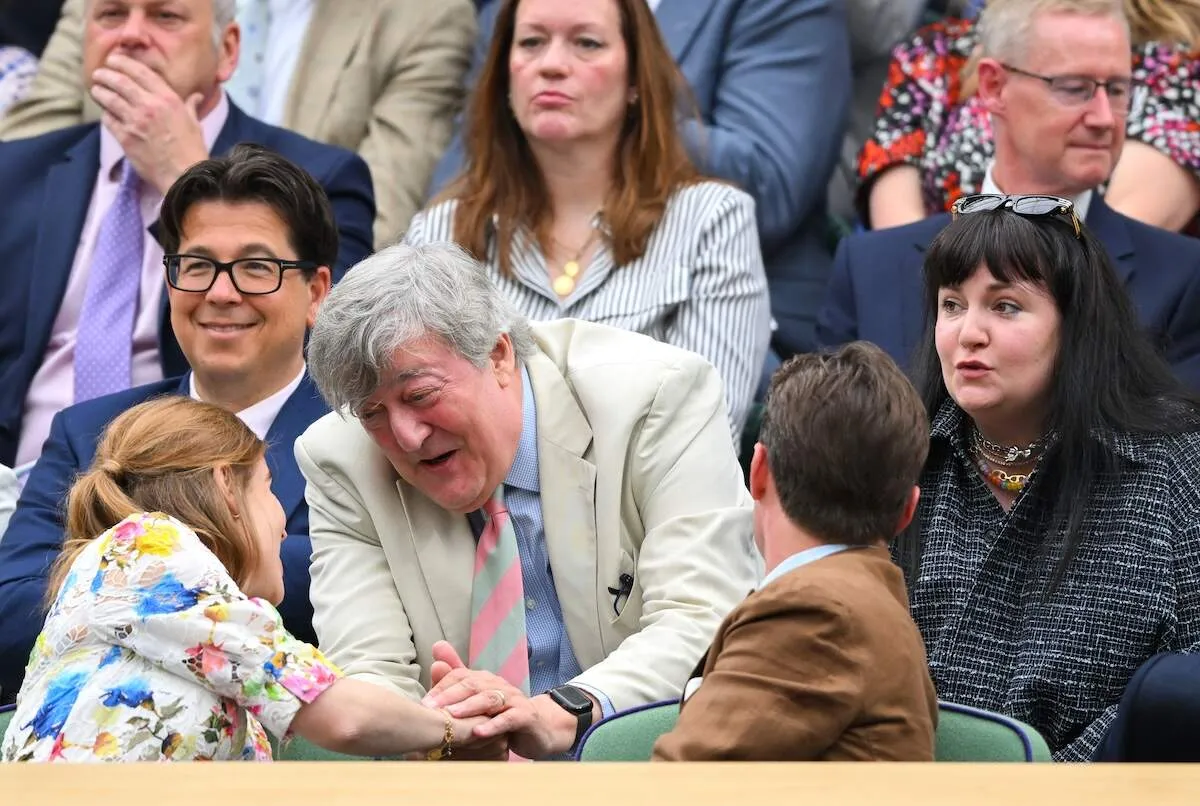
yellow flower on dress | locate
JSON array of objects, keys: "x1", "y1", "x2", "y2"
[
  {"x1": 204, "y1": 603, "x2": 230, "y2": 623},
  {"x1": 134, "y1": 524, "x2": 179, "y2": 557},
  {"x1": 93, "y1": 732, "x2": 119, "y2": 758}
]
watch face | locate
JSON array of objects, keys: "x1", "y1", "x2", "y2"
[{"x1": 553, "y1": 686, "x2": 593, "y2": 713}]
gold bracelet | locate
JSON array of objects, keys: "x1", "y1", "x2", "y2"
[{"x1": 426, "y1": 710, "x2": 454, "y2": 760}]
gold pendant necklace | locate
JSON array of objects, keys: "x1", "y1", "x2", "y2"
[
  {"x1": 551, "y1": 224, "x2": 600, "y2": 298},
  {"x1": 553, "y1": 259, "x2": 581, "y2": 296}
]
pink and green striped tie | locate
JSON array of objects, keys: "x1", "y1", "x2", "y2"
[{"x1": 468, "y1": 488, "x2": 530, "y2": 694}]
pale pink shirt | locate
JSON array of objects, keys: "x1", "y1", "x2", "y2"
[
  {"x1": 15, "y1": 94, "x2": 231, "y2": 470},
  {"x1": 186, "y1": 363, "x2": 305, "y2": 440}
]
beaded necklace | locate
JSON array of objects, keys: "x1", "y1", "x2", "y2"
[{"x1": 968, "y1": 427, "x2": 1047, "y2": 494}]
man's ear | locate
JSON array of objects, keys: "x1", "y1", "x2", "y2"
[
  {"x1": 490, "y1": 333, "x2": 518, "y2": 387},
  {"x1": 976, "y1": 57, "x2": 1009, "y2": 115},
  {"x1": 749, "y1": 443, "x2": 769, "y2": 501},
  {"x1": 893, "y1": 485, "x2": 921, "y2": 536}
]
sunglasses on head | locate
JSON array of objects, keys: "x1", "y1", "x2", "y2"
[{"x1": 950, "y1": 194, "x2": 1082, "y2": 239}]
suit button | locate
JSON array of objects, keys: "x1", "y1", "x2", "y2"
[{"x1": 526, "y1": 598, "x2": 537, "y2": 610}]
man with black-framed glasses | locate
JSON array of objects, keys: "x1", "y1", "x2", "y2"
[
  {"x1": 817, "y1": 0, "x2": 1200, "y2": 391},
  {"x1": 0, "y1": 144, "x2": 333, "y2": 703}
]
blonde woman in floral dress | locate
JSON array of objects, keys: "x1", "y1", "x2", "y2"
[{"x1": 1, "y1": 397, "x2": 480, "y2": 762}]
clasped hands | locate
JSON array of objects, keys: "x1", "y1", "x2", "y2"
[{"x1": 419, "y1": 641, "x2": 594, "y2": 761}]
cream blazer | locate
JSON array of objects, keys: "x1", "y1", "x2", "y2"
[
  {"x1": 0, "y1": 0, "x2": 476, "y2": 246},
  {"x1": 294, "y1": 319, "x2": 761, "y2": 709}
]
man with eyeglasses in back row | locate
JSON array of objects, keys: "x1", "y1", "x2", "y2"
[
  {"x1": 817, "y1": 0, "x2": 1200, "y2": 390},
  {"x1": 0, "y1": 145, "x2": 333, "y2": 704}
]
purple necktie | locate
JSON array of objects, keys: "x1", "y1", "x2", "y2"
[{"x1": 74, "y1": 160, "x2": 144, "y2": 403}]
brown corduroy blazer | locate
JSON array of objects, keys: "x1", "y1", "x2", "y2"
[{"x1": 652, "y1": 545, "x2": 938, "y2": 761}]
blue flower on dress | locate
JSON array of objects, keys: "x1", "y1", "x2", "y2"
[
  {"x1": 100, "y1": 679, "x2": 154, "y2": 709},
  {"x1": 90, "y1": 568, "x2": 104, "y2": 594},
  {"x1": 98, "y1": 645, "x2": 123, "y2": 669},
  {"x1": 23, "y1": 669, "x2": 89, "y2": 739},
  {"x1": 135, "y1": 572, "x2": 200, "y2": 617}
]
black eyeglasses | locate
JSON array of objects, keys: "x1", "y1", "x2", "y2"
[
  {"x1": 951, "y1": 194, "x2": 1082, "y2": 238},
  {"x1": 163, "y1": 254, "x2": 316, "y2": 295},
  {"x1": 1000, "y1": 63, "x2": 1132, "y2": 113}
]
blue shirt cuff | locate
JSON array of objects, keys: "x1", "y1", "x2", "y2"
[{"x1": 571, "y1": 682, "x2": 615, "y2": 719}]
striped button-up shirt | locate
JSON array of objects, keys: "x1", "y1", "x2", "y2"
[
  {"x1": 901, "y1": 400, "x2": 1200, "y2": 761},
  {"x1": 405, "y1": 182, "x2": 771, "y2": 441}
]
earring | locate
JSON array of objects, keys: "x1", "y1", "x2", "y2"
[
  {"x1": 232, "y1": 513, "x2": 241, "y2": 520},
  {"x1": 628, "y1": 90, "x2": 639, "y2": 105}
]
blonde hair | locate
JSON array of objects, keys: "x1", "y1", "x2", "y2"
[
  {"x1": 46, "y1": 397, "x2": 266, "y2": 605},
  {"x1": 961, "y1": 0, "x2": 1129, "y2": 96},
  {"x1": 1124, "y1": 0, "x2": 1200, "y2": 49}
]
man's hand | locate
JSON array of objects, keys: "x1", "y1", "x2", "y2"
[
  {"x1": 423, "y1": 641, "x2": 509, "y2": 761},
  {"x1": 422, "y1": 641, "x2": 588, "y2": 759},
  {"x1": 90, "y1": 53, "x2": 210, "y2": 195}
]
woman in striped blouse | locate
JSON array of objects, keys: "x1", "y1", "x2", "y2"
[{"x1": 405, "y1": 0, "x2": 770, "y2": 440}]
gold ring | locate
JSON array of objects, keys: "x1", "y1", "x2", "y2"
[{"x1": 493, "y1": 689, "x2": 507, "y2": 709}]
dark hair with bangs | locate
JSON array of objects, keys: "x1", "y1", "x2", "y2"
[{"x1": 896, "y1": 209, "x2": 1200, "y2": 587}]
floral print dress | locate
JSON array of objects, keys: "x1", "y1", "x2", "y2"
[
  {"x1": 857, "y1": 18, "x2": 1200, "y2": 226},
  {"x1": 1, "y1": 512, "x2": 342, "y2": 762}
]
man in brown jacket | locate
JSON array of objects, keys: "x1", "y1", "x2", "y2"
[{"x1": 653, "y1": 341, "x2": 938, "y2": 761}]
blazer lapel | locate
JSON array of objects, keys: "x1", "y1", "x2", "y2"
[
  {"x1": 1085, "y1": 196, "x2": 1135, "y2": 285},
  {"x1": 524, "y1": 351, "x2": 602, "y2": 668},
  {"x1": 26, "y1": 129, "x2": 101, "y2": 358},
  {"x1": 654, "y1": 0, "x2": 720, "y2": 62},
  {"x1": 401, "y1": 483, "x2": 477, "y2": 656},
  {"x1": 284, "y1": 0, "x2": 372, "y2": 136},
  {"x1": 263, "y1": 374, "x2": 329, "y2": 522}
]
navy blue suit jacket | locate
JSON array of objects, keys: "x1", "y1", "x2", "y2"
[
  {"x1": 0, "y1": 374, "x2": 329, "y2": 701},
  {"x1": 816, "y1": 197, "x2": 1200, "y2": 389},
  {"x1": 429, "y1": 0, "x2": 852, "y2": 356},
  {"x1": 0, "y1": 101, "x2": 374, "y2": 466},
  {"x1": 1094, "y1": 652, "x2": 1200, "y2": 762}
]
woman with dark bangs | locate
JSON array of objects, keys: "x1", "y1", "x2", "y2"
[{"x1": 893, "y1": 194, "x2": 1200, "y2": 761}]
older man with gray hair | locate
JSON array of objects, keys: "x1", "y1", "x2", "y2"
[{"x1": 295, "y1": 242, "x2": 760, "y2": 760}]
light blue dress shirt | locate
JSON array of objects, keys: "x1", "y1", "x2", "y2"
[
  {"x1": 468, "y1": 367, "x2": 613, "y2": 716},
  {"x1": 758, "y1": 543, "x2": 859, "y2": 590}
]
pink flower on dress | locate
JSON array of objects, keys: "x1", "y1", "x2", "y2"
[
  {"x1": 279, "y1": 662, "x2": 341, "y2": 703},
  {"x1": 186, "y1": 642, "x2": 230, "y2": 677},
  {"x1": 112, "y1": 518, "x2": 144, "y2": 544}
]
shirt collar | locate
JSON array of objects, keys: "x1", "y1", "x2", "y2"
[
  {"x1": 188, "y1": 362, "x2": 305, "y2": 441},
  {"x1": 981, "y1": 162, "x2": 1093, "y2": 221},
  {"x1": 503, "y1": 364, "x2": 540, "y2": 493},
  {"x1": 758, "y1": 544, "x2": 858, "y2": 590},
  {"x1": 99, "y1": 90, "x2": 230, "y2": 183}
]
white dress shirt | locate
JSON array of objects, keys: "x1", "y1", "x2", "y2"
[
  {"x1": 16, "y1": 94, "x2": 232, "y2": 470},
  {"x1": 981, "y1": 163, "x2": 1093, "y2": 221},
  {"x1": 234, "y1": 0, "x2": 314, "y2": 125},
  {"x1": 187, "y1": 364, "x2": 306, "y2": 440}
]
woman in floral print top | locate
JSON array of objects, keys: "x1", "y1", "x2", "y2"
[
  {"x1": 858, "y1": 3, "x2": 1200, "y2": 231},
  {"x1": 1, "y1": 397, "x2": 480, "y2": 762}
]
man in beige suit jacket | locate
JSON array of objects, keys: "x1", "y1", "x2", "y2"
[
  {"x1": 296, "y1": 242, "x2": 761, "y2": 760},
  {"x1": 653, "y1": 342, "x2": 938, "y2": 761},
  {"x1": 0, "y1": 0, "x2": 475, "y2": 247}
]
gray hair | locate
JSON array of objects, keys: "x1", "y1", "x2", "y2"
[
  {"x1": 978, "y1": 0, "x2": 1129, "y2": 64},
  {"x1": 307, "y1": 242, "x2": 537, "y2": 414},
  {"x1": 212, "y1": 0, "x2": 236, "y2": 51}
]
